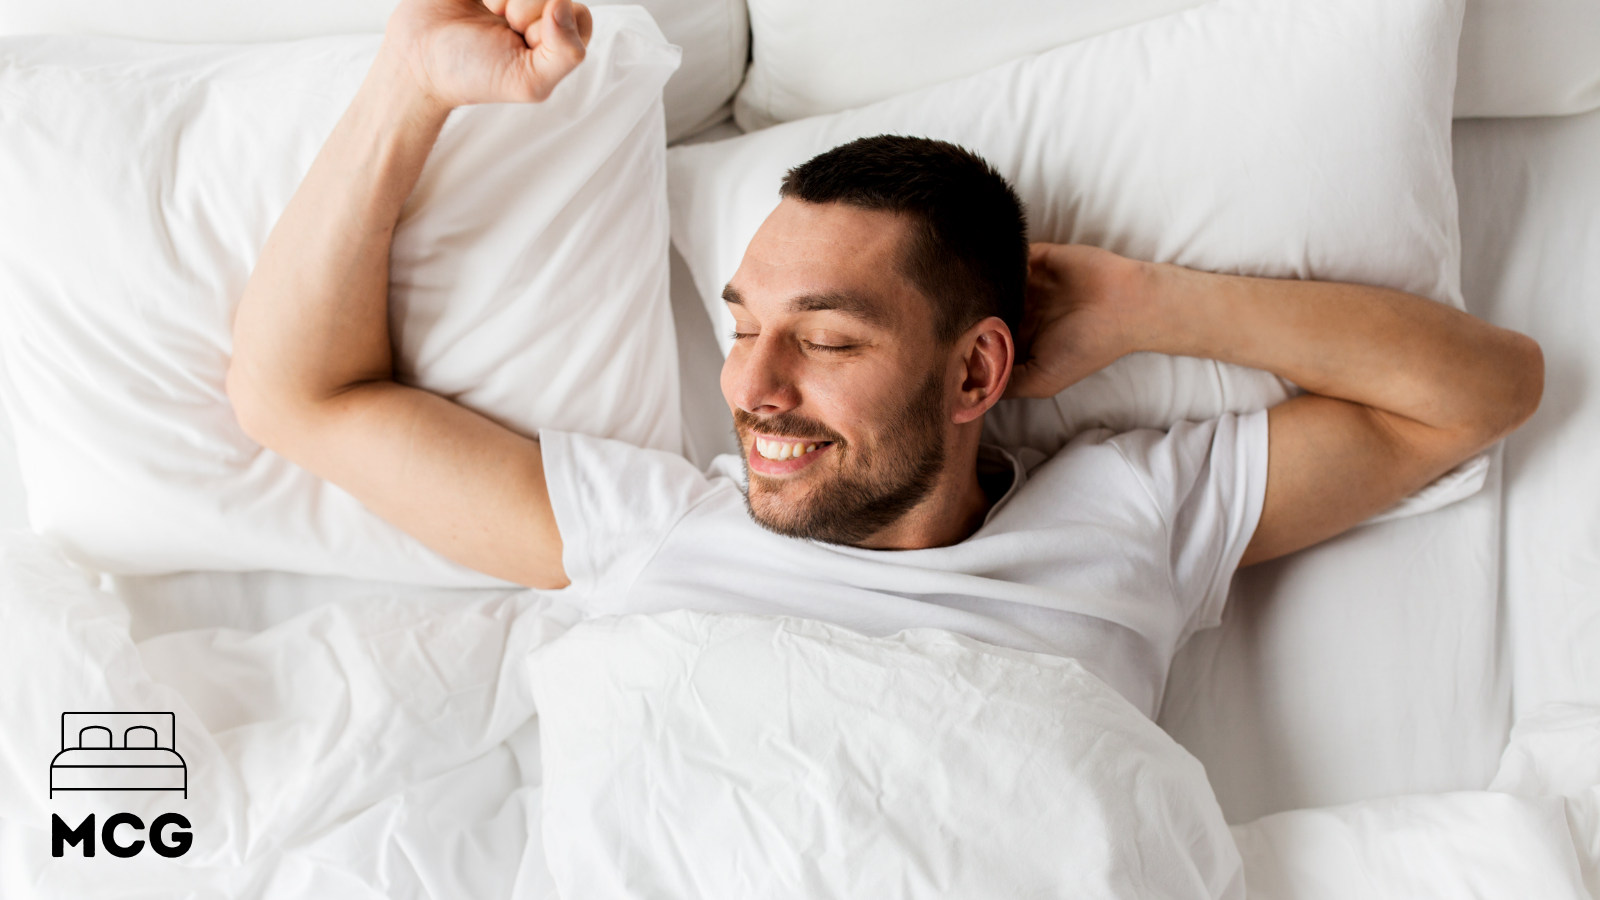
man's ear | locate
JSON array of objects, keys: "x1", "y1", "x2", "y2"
[{"x1": 951, "y1": 316, "x2": 1014, "y2": 425}]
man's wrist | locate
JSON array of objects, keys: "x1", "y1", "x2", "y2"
[
  {"x1": 1118, "y1": 256, "x2": 1174, "y2": 356},
  {"x1": 369, "y1": 42, "x2": 455, "y2": 127}
]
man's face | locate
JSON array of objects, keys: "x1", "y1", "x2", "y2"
[{"x1": 720, "y1": 199, "x2": 955, "y2": 545}]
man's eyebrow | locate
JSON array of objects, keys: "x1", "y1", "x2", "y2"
[{"x1": 721, "y1": 284, "x2": 890, "y2": 328}]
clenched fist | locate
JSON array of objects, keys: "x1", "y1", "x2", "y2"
[{"x1": 382, "y1": 0, "x2": 595, "y2": 110}]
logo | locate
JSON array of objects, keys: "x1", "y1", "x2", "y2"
[{"x1": 48, "y1": 711, "x2": 191, "y2": 859}]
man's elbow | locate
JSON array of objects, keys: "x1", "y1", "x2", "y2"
[
  {"x1": 1492, "y1": 331, "x2": 1544, "y2": 437},
  {"x1": 226, "y1": 361, "x2": 302, "y2": 450},
  {"x1": 1461, "y1": 331, "x2": 1544, "y2": 451}
]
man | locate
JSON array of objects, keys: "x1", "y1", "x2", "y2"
[{"x1": 227, "y1": 0, "x2": 1543, "y2": 718}]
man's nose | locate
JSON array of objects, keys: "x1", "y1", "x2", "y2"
[{"x1": 728, "y1": 336, "x2": 800, "y2": 415}]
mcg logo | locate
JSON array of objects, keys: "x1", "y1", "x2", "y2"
[{"x1": 47, "y1": 711, "x2": 192, "y2": 859}]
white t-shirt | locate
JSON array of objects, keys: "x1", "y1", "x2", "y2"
[{"x1": 540, "y1": 409, "x2": 1269, "y2": 719}]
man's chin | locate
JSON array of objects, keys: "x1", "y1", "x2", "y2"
[{"x1": 743, "y1": 485, "x2": 823, "y2": 541}]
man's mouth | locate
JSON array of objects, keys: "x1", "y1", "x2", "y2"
[
  {"x1": 753, "y1": 436, "x2": 832, "y2": 461},
  {"x1": 747, "y1": 434, "x2": 836, "y2": 476}
]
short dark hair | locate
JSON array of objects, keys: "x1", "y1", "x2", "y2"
[{"x1": 778, "y1": 134, "x2": 1029, "y2": 344}]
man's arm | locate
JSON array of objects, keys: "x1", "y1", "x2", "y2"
[
  {"x1": 226, "y1": 0, "x2": 594, "y2": 589},
  {"x1": 1010, "y1": 244, "x2": 1544, "y2": 567}
]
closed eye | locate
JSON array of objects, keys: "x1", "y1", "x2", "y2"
[{"x1": 802, "y1": 341, "x2": 854, "y2": 353}]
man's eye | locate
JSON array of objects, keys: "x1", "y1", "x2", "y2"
[
  {"x1": 802, "y1": 341, "x2": 854, "y2": 353},
  {"x1": 728, "y1": 330, "x2": 756, "y2": 342}
]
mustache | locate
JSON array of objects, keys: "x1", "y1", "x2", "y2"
[{"x1": 732, "y1": 409, "x2": 845, "y2": 445}]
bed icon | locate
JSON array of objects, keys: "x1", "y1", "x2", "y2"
[{"x1": 49, "y1": 712, "x2": 187, "y2": 799}]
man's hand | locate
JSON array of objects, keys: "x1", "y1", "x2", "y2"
[
  {"x1": 1005, "y1": 243, "x2": 1151, "y2": 399},
  {"x1": 384, "y1": 0, "x2": 594, "y2": 112}
]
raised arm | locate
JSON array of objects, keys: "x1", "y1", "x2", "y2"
[
  {"x1": 226, "y1": 0, "x2": 594, "y2": 588},
  {"x1": 1009, "y1": 243, "x2": 1543, "y2": 567}
]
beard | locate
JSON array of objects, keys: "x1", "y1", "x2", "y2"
[{"x1": 734, "y1": 366, "x2": 948, "y2": 546}]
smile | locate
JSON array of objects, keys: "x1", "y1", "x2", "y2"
[
  {"x1": 748, "y1": 434, "x2": 835, "y2": 476},
  {"x1": 754, "y1": 436, "x2": 829, "y2": 460}
]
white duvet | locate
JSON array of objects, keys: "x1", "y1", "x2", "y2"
[{"x1": 1, "y1": 529, "x2": 1596, "y2": 898}]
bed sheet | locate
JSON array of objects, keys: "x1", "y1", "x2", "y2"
[
  {"x1": 1451, "y1": 107, "x2": 1600, "y2": 719},
  {"x1": 0, "y1": 407, "x2": 25, "y2": 532},
  {"x1": 1159, "y1": 449, "x2": 1507, "y2": 822}
]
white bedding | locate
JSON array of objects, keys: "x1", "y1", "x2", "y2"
[
  {"x1": 2, "y1": 34, "x2": 1600, "y2": 900},
  {"x1": 1453, "y1": 109, "x2": 1600, "y2": 719},
  {"x1": 1, "y1": 532, "x2": 1248, "y2": 898},
  {"x1": 2, "y1": 526, "x2": 1597, "y2": 898}
]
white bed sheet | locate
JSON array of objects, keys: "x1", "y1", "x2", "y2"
[
  {"x1": 0, "y1": 408, "x2": 24, "y2": 532},
  {"x1": 1452, "y1": 108, "x2": 1600, "y2": 719}
]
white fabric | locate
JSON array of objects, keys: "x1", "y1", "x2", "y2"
[
  {"x1": 1159, "y1": 448, "x2": 1509, "y2": 822},
  {"x1": 0, "y1": 529, "x2": 574, "y2": 898},
  {"x1": 1455, "y1": 0, "x2": 1600, "y2": 118},
  {"x1": 1229, "y1": 702, "x2": 1600, "y2": 898},
  {"x1": 1158, "y1": 99, "x2": 1600, "y2": 823},
  {"x1": 530, "y1": 610, "x2": 1245, "y2": 899},
  {"x1": 0, "y1": 410, "x2": 22, "y2": 532},
  {"x1": 1233, "y1": 789, "x2": 1600, "y2": 899},
  {"x1": 3, "y1": 525, "x2": 1597, "y2": 898},
  {"x1": 539, "y1": 409, "x2": 1268, "y2": 720},
  {"x1": 733, "y1": 0, "x2": 1600, "y2": 126},
  {"x1": 669, "y1": 0, "x2": 1473, "y2": 476},
  {"x1": 1452, "y1": 106, "x2": 1600, "y2": 717},
  {"x1": 0, "y1": 0, "x2": 746, "y2": 142},
  {"x1": 0, "y1": 10, "x2": 680, "y2": 585},
  {"x1": 733, "y1": 0, "x2": 1203, "y2": 131}
]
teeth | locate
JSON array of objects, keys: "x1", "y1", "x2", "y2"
[{"x1": 755, "y1": 437, "x2": 824, "y2": 461}]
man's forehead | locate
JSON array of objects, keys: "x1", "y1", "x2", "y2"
[{"x1": 725, "y1": 200, "x2": 919, "y2": 326}]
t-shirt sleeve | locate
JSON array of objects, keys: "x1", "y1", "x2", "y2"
[
  {"x1": 1107, "y1": 409, "x2": 1270, "y2": 641},
  {"x1": 538, "y1": 429, "x2": 723, "y2": 601}
]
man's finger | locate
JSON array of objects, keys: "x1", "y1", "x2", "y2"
[
  {"x1": 1004, "y1": 362, "x2": 1041, "y2": 399},
  {"x1": 503, "y1": 0, "x2": 541, "y2": 33},
  {"x1": 515, "y1": 0, "x2": 585, "y2": 101},
  {"x1": 571, "y1": 2, "x2": 594, "y2": 45}
]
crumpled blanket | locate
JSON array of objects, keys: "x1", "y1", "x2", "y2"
[{"x1": 1, "y1": 529, "x2": 1595, "y2": 899}]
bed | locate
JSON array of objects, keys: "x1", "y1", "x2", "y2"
[
  {"x1": 49, "y1": 713, "x2": 188, "y2": 800},
  {"x1": 0, "y1": 0, "x2": 1597, "y2": 896}
]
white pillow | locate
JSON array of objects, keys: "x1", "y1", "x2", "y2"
[
  {"x1": 670, "y1": 0, "x2": 1467, "y2": 454},
  {"x1": 734, "y1": 0, "x2": 1203, "y2": 131},
  {"x1": 734, "y1": 0, "x2": 1600, "y2": 125},
  {"x1": 0, "y1": 0, "x2": 746, "y2": 141},
  {"x1": 1454, "y1": 0, "x2": 1600, "y2": 118},
  {"x1": 531, "y1": 611, "x2": 1245, "y2": 899},
  {"x1": 0, "y1": 8, "x2": 680, "y2": 585}
]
